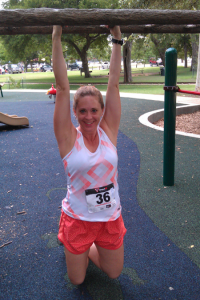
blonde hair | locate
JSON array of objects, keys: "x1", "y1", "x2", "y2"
[{"x1": 73, "y1": 86, "x2": 104, "y2": 110}]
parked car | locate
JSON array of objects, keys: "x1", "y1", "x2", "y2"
[
  {"x1": 76, "y1": 61, "x2": 82, "y2": 68},
  {"x1": 0, "y1": 66, "x2": 5, "y2": 74},
  {"x1": 40, "y1": 64, "x2": 53, "y2": 72},
  {"x1": 101, "y1": 62, "x2": 110, "y2": 69},
  {"x1": 68, "y1": 62, "x2": 80, "y2": 70},
  {"x1": 8, "y1": 64, "x2": 22, "y2": 74},
  {"x1": 149, "y1": 58, "x2": 163, "y2": 66}
]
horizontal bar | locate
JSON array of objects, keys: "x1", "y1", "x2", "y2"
[
  {"x1": 0, "y1": 24, "x2": 200, "y2": 35},
  {"x1": 0, "y1": 8, "x2": 200, "y2": 27}
]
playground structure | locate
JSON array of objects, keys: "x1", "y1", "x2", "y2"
[
  {"x1": 0, "y1": 8, "x2": 200, "y2": 34},
  {"x1": 0, "y1": 8, "x2": 200, "y2": 183},
  {"x1": 0, "y1": 112, "x2": 29, "y2": 126},
  {"x1": 163, "y1": 48, "x2": 200, "y2": 186},
  {"x1": 46, "y1": 84, "x2": 56, "y2": 103},
  {"x1": 0, "y1": 83, "x2": 4, "y2": 97}
]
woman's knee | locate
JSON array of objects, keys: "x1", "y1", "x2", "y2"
[
  {"x1": 103, "y1": 266, "x2": 123, "y2": 279},
  {"x1": 68, "y1": 273, "x2": 86, "y2": 285}
]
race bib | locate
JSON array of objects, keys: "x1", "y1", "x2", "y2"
[{"x1": 85, "y1": 183, "x2": 116, "y2": 213}]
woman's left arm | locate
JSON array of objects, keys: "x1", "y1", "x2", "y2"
[{"x1": 100, "y1": 26, "x2": 122, "y2": 145}]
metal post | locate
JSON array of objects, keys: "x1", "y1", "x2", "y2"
[
  {"x1": 163, "y1": 48, "x2": 177, "y2": 186},
  {"x1": 0, "y1": 86, "x2": 3, "y2": 97}
]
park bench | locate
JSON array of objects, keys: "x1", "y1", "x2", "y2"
[
  {"x1": 80, "y1": 67, "x2": 92, "y2": 76},
  {"x1": 0, "y1": 83, "x2": 5, "y2": 97}
]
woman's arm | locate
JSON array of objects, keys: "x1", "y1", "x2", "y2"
[
  {"x1": 100, "y1": 26, "x2": 122, "y2": 146},
  {"x1": 52, "y1": 26, "x2": 76, "y2": 158}
]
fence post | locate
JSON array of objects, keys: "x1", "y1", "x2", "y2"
[{"x1": 163, "y1": 48, "x2": 177, "y2": 186}]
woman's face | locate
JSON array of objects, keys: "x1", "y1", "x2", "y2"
[{"x1": 74, "y1": 95, "x2": 104, "y2": 133}]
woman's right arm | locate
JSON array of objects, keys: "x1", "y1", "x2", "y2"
[{"x1": 52, "y1": 26, "x2": 76, "y2": 158}]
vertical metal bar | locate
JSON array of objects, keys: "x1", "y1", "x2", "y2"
[
  {"x1": 0, "y1": 86, "x2": 3, "y2": 97},
  {"x1": 163, "y1": 48, "x2": 177, "y2": 186}
]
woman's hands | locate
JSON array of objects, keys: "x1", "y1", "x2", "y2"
[
  {"x1": 52, "y1": 25, "x2": 62, "y2": 40},
  {"x1": 105, "y1": 25, "x2": 121, "y2": 40},
  {"x1": 109, "y1": 26, "x2": 121, "y2": 40}
]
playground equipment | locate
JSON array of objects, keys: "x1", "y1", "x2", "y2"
[
  {"x1": 0, "y1": 112, "x2": 29, "y2": 126},
  {"x1": 0, "y1": 8, "x2": 199, "y2": 183},
  {"x1": 0, "y1": 9, "x2": 200, "y2": 34},
  {"x1": 46, "y1": 84, "x2": 56, "y2": 103},
  {"x1": 163, "y1": 48, "x2": 177, "y2": 186},
  {"x1": 163, "y1": 48, "x2": 200, "y2": 186},
  {"x1": 0, "y1": 83, "x2": 4, "y2": 97}
]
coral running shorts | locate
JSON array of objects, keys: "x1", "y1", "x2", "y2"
[{"x1": 58, "y1": 211, "x2": 127, "y2": 255}]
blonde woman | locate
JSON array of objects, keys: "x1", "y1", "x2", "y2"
[{"x1": 52, "y1": 24, "x2": 126, "y2": 285}]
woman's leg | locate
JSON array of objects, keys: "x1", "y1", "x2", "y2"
[
  {"x1": 64, "y1": 246, "x2": 90, "y2": 285},
  {"x1": 88, "y1": 243, "x2": 124, "y2": 279}
]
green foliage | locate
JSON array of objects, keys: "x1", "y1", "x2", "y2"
[
  {"x1": 172, "y1": 34, "x2": 192, "y2": 59},
  {"x1": 8, "y1": 76, "x2": 21, "y2": 88},
  {"x1": 131, "y1": 35, "x2": 154, "y2": 63},
  {"x1": 0, "y1": 41, "x2": 7, "y2": 64},
  {"x1": 79, "y1": 0, "x2": 119, "y2": 8},
  {"x1": 119, "y1": 0, "x2": 199, "y2": 66},
  {"x1": 122, "y1": 0, "x2": 200, "y2": 9},
  {"x1": 1, "y1": 0, "x2": 118, "y2": 77}
]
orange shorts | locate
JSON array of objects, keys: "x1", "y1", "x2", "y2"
[{"x1": 58, "y1": 211, "x2": 127, "y2": 255}]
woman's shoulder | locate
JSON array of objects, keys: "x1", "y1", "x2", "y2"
[
  {"x1": 59, "y1": 126, "x2": 79, "y2": 159},
  {"x1": 99, "y1": 123, "x2": 117, "y2": 147}
]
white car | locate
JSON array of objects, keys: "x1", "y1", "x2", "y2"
[
  {"x1": 101, "y1": 62, "x2": 110, "y2": 69},
  {"x1": 0, "y1": 66, "x2": 5, "y2": 74}
]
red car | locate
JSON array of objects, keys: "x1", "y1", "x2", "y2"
[{"x1": 149, "y1": 58, "x2": 163, "y2": 66}]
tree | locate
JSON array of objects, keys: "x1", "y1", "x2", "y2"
[
  {"x1": 0, "y1": 40, "x2": 7, "y2": 64},
  {"x1": 128, "y1": 0, "x2": 200, "y2": 89},
  {"x1": 190, "y1": 35, "x2": 199, "y2": 72},
  {"x1": 1, "y1": 0, "x2": 119, "y2": 77},
  {"x1": 173, "y1": 34, "x2": 192, "y2": 68},
  {"x1": 1, "y1": 34, "x2": 39, "y2": 69},
  {"x1": 63, "y1": 33, "x2": 108, "y2": 77},
  {"x1": 123, "y1": 34, "x2": 133, "y2": 83}
]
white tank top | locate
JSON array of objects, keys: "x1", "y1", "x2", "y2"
[{"x1": 62, "y1": 126, "x2": 121, "y2": 222}]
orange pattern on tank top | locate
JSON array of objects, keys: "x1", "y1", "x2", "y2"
[
  {"x1": 110, "y1": 168, "x2": 118, "y2": 187},
  {"x1": 62, "y1": 199, "x2": 83, "y2": 219},
  {"x1": 100, "y1": 140, "x2": 115, "y2": 152},
  {"x1": 74, "y1": 131, "x2": 82, "y2": 152}
]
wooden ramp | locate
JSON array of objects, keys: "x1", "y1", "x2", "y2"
[{"x1": 0, "y1": 112, "x2": 29, "y2": 126}]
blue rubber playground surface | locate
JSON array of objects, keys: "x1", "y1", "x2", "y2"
[{"x1": 1, "y1": 91, "x2": 200, "y2": 300}]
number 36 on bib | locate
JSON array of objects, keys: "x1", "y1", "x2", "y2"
[{"x1": 85, "y1": 183, "x2": 116, "y2": 213}]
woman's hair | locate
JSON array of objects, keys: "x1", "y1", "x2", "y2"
[{"x1": 73, "y1": 86, "x2": 104, "y2": 110}]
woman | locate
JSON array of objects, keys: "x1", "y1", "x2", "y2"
[{"x1": 52, "y1": 25, "x2": 126, "y2": 285}]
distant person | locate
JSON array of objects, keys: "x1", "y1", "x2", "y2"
[{"x1": 52, "y1": 24, "x2": 126, "y2": 285}]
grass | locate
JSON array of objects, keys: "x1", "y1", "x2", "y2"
[{"x1": 0, "y1": 66, "x2": 197, "y2": 95}]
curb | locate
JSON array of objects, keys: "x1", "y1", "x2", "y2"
[{"x1": 139, "y1": 104, "x2": 200, "y2": 139}]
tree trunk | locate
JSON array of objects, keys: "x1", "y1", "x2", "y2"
[
  {"x1": 80, "y1": 53, "x2": 91, "y2": 78},
  {"x1": 123, "y1": 39, "x2": 133, "y2": 83},
  {"x1": 184, "y1": 43, "x2": 187, "y2": 68},
  {"x1": 150, "y1": 35, "x2": 166, "y2": 67},
  {"x1": 195, "y1": 34, "x2": 200, "y2": 92},
  {"x1": 191, "y1": 35, "x2": 198, "y2": 71},
  {"x1": 1, "y1": 8, "x2": 200, "y2": 27}
]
